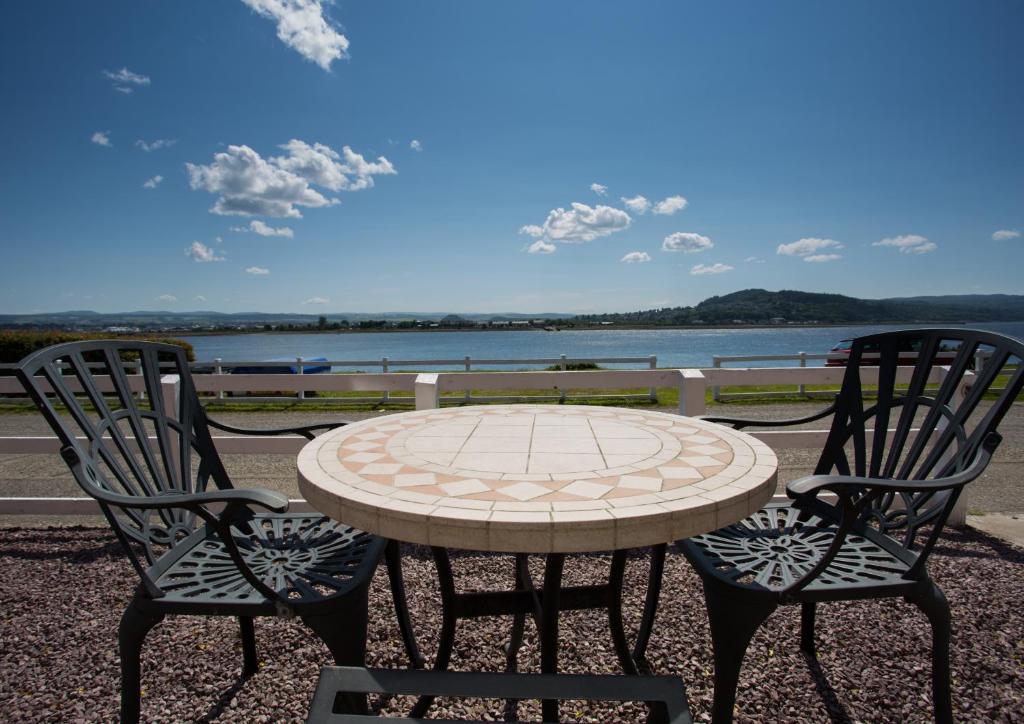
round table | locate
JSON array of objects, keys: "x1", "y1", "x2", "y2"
[{"x1": 298, "y1": 404, "x2": 777, "y2": 720}]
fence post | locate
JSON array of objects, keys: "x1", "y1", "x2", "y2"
[
  {"x1": 712, "y1": 356, "x2": 722, "y2": 402},
  {"x1": 296, "y1": 357, "x2": 305, "y2": 400},
  {"x1": 214, "y1": 357, "x2": 223, "y2": 401},
  {"x1": 160, "y1": 374, "x2": 181, "y2": 470},
  {"x1": 415, "y1": 373, "x2": 440, "y2": 410},
  {"x1": 382, "y1": 357, "x2": 390, "y2": 403},
  {"x1": 798, "y1": 351, "x2": 807, "y2": 397},
  {"x1": 648, "y1": 355, "x2": 657, "y2": 402},
  {"x1": 464, "y1": 356, "x2": 472, "y2": 403},
  {"x1": 559, "y1": 354, "x2": 567, "y2": 402},
  {"x1": 679, "y1": 369, "x2": 707, "y2": 416}
]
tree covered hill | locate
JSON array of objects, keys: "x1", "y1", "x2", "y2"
[{"x1": 572, "y1": 290, "x2": 1024, "y2": 325}]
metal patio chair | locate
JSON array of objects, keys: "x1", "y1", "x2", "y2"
[
  {"x1": 16, "y1": 340, "x2": 423, "y2": 723},
  {"x1": 678, "y1": 328, "x2": 1024, "y2": 723}
]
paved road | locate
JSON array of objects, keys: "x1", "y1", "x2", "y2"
[{"x1": 1, "y1": 401, "x2": 1021, "y2": 526}]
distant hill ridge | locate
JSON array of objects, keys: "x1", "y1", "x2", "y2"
[{"x1": 2, "y1": 290, "x2": 1023, "y2": 328}]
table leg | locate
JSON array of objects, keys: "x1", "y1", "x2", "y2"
[
  {"x1": 409, "y1": 547, "x2": 460, "y2": 718},
  {"x1": 541, "y1": 553, "x2": 565, "y2": 722},
  {"x1": 505, "y1": 554, "x2": 529, "y2": 672},
  {"x1": 633, "y1": 543, "x2": 667, "y2": 666},
  {"x1": 384, "y1": 539, "x2": 425, "y2": 669},
  {"x1": 608, "y1": 550, "x2": 640, "y2": 676}
]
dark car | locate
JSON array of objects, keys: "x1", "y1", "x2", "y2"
[{"x1": 826, "y1": 338, "x2": 962, "y2": 367}]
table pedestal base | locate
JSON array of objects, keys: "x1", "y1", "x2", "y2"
[{"x1": 410, "y1": 544, "x2": 667, "y2": 722}]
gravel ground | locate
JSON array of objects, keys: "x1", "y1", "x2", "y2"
[{"x1": 0, "y1": 526, "x2": 1021, "y2": 722}]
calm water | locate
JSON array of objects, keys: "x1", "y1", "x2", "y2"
[{"x1": 182, "y1": 322, "x2": 1024, "y2": 371}]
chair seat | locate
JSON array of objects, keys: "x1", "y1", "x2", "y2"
[
  {"x1": 679, "y1": 503, "x2": 914, "y2": 598},
  {"x1": 151, "y1": 514, "x2": 384, "y2": 612}
]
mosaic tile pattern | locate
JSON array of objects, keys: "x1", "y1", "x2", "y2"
[{"x1": 298, "y1": 405, "x2": 777, "y2": 553}]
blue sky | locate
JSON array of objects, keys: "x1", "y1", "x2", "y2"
[{"x1": 1, "y1": 0, "x2": 1021, "y2": 314}]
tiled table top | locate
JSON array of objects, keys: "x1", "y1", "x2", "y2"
[{"x1": 298, "y1": 405, "x2": 777, "y2": 553}]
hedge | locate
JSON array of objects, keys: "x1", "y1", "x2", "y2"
[{"x1": 0, "y1": 330, "x2": 195, "y2": 364}]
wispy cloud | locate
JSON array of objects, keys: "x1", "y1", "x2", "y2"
[
  {"x1": 525, "y1": 239, "x2": 556, "y2": 254},
  {"x1": 303, "y1": 296, "x2": 330, "y2": 304},
  {"x1": 91, "y1": 131, "x2": 111, "y2": 147},
  {"x1": 621, "y1": 251, "x2": 651, "y2": 263},
  {"x1": 590, "y1": 183, "x2": 607, "y2": 196},
  {"x1": 872, "y1": 234, "x2": 936, "y2": 254},
  {"x1": 135, "y1": 138, "x2": 176, "y2": 152},
  {"x1": 410, "y1": 139, "x2": 423, "y2": 152},
  {"x1": 690, "y1": 262, "x2": 733, "y2": 275},
  {"x1": 241, "y1": 0, "x2": 349, "y2": 71},
  {"x1": 245, "y1": 266, "x2": 270, "y2": 275},
  {"x1": 662, "y1": 232, "x2": 712, "y2": 253},
  {"x1": 185, "y1": 241, "x2": 225, "y2": 262},
  {"x1": 744, "y1": 256, "x2": 765, "y2": 264},
  {"x1": 620, "y1": 195, "x2": 650, "y2": 215},
  {"x1": 777, "y1": 237, "x2": 843, "y2": 260},
  {"x1": 520, "y1": 202, "x2": 631, "y2": 244},
  {"x1": 156, "y1": 294, "x2": 177, "y2": 303},
  {"x1": 194, "y1": 295, "x2": 207, "y2": 303},
  {"x1": 102, "y1": 67, "x2": 150, "y2": 93},
  {"x1": 652, "y1": 195, "x2": 688, "y2": 215},
  {"x1": 186, "y1": 140, "x2": 395, "y2": 218},
  {"x1": 249, "y1": 220, "x2": 294, "y2": 238},
  {"x1": 992, "y1": 229, "x2": 1020, "y2": 241},
  {"x1": 142, "y1": 175, "x2": 163, "y2": 189}
]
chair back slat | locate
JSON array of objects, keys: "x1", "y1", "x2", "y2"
[
  {"x1": 16, "y1": 340, "x2": 226, "y2": 570},
  {"x1": 815, "y1": 328, "x2": 1024, "y2": 551}
]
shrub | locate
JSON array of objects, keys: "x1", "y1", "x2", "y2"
[{"x1": 0, "y1": 330, "x2": 195, "y2": 364}]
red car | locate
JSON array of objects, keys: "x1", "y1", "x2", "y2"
[{"x1": 826, "y1": 338, "x2": 963, "y2": 367}]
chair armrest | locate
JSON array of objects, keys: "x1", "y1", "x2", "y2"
[
  {"x1": 700, "y1": 401, "x2": 836, "y2": 431},
  {"x1": 786, "y1": 431, "x2": 1000, "y2": 500},
  {"x1": 205, "y1": 416, "x2": 349, "y2": 441}
]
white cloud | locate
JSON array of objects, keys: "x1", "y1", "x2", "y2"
[
  {"x1": 246, "y1": 266, "x2": 271, "y2": 275},
  {"x1": 528, "y1": 202, "x2": 632, "y2": 243},
  {"x1": 249, "y1": 220, "x2": 295, "y2": 238},
  {"x1": 273, "y1": 139, "x2": 395, "y2": 191},
  {"x1": 992, "y1": 229, "x2": 1020, "y2": 241},
  {"x1": 777, "y1": 237, "x2": 844, "y2": 258},
  {"x1": 303, "y1": 296, "x2": 330, "y2": 304},
  {"x1": 135, "y1": 138, "x2": 176, "y2": 152},
  {"x1": 241, "y1": 0, "x2": 349, "y2": 71},
  {"x1": 142, "y1": 175, "x2": 163, "y2": 189},
  {"x1": 662, "y1": 232, "x2": 713, "y2": 253},
  {"x1": 194, "y1": 295, "x2": 207, "y2": 302},
  {"x1": 803, "y1": 253, "x2": 842, "y2": 263},
  {"x1": 410, "y1": 139, "x2": 423, "y2": 152},
  {"x1": 526, "y1": 239, "x2": 556, "y2": 254},
  {"x1": 186, "y1": 140, "x2": 393, "y2": 218},
  {"x1": 744, "y1": 256, "x2": 765, "y2": 263},
  {"x1": 621, "y1": 251, "x2": 651, "y2": 263},
  {"x1": 156, "y1": 294, "x2": 177, "y2": 303},
  {"x1": 690, "y1": 262, "x2": 733, "y2": 275},
  {"x1": 872, "y1": 234, "x2": 936, "y2": 254},
  {"x1": 590, "y1": 183, "x2": 607, "y2": 196},
  {"x1": 91, "y1": 131, "x2": 111, "y2": 147},
  {"x1": 621, "y1": 195, "x2": 651, "y2": 215},
  {"x1": 102, "y1": 67, "x2": 150, "y2": 93},
  {"x1": 185, "y1": 241, "x2": 225, "y2": 262},
  {"x1": 652, "y1": 195, "x2": 688, "y2": 215}
]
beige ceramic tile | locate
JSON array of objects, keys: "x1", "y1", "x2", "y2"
[
  {"x1": 438, "y1": 478, "x2": 491, "y2": 497},
  {"x1": 496, "y1": 481, "x2": 553, "y2": 501},
  {"x1": 393, "y1": 473, "x2": 438, "y2": 488},
  {"x1": 406, "y1": 436, "x2": 467, "y2": 453},
  {"x1": 617, "y1": 475, "x2": 664, "y2": 491},
  {"x1": 560, "y1": 480, "x2": 614, "y2": 499},
  {"x1": 588, "y1": 423, "x2": 652, "y2": 439},
  {"x1": 343, "y1": 452, "x2": 385, "y2": 464},
  {"x1": 528, "y1": 452, "x2": 605, "y2": 474},
  {"x1": 473, "y1": 425, "x2": 532, "y2": 437},
  {"x1": 530, "y1": 437, "x2": 601, "y2": 454},
  {"x1": 460, "y1": 436, "x2": 532, "y2": 453},
  {"x1": 596, "y1": 437, "x2": 662, "y2": 455},
  {"x1": 359, "y1": 463, "x2": 404, "y2": 476},
  {"x1": 452, "y1": 451, "x2": 529, "y2": 474}
]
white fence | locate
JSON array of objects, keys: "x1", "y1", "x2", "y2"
[{"x1": 0, "y1": 363, "x2": 970, "y2": 525}]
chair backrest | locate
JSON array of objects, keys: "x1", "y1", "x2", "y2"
[
  {"x1": 816, "y1": 328, "x2": 1024, "y2": 550},
  {"x1": 16, "y1": 340, "x2": 231, "y2": 569}
]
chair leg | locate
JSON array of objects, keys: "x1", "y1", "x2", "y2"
[
  {"x1": 238, "y1": 616, "x2": 259, "y2": 675},
  {"x1": 302, "y1": 586, "x2": 371, "y2": 714},
  {"x1": 384, "y1": 539, "x2": 426, "y2": 669},
  {"x1": 800, "y1": 602, "x2": 816, "y2": 657},
  {"x1": 910, "y1": 581, "x2": 953, "y2": 724},
  {"x1": 118, "y1": 600, "x2": 164, "y2": 724},
  {"x1": 702, "y1": 580, "x2": 776, "y2": 724}
]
